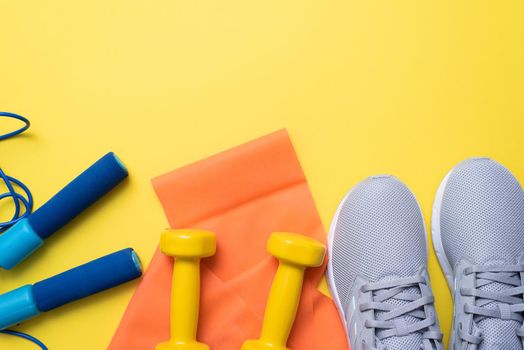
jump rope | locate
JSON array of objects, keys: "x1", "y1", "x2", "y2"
[{"x1": 0, "y1": 112, "x2": 48, "y2": 349}]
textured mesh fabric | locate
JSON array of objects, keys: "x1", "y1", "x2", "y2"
[
  {"x1": 440, "y1": 158, "x2": 524, "y2": 267},
  {"x1": 331, "y1": 175, "x2": 428, "y2": 350},
  {"x1": 439, "y1": 158, "x2": 524, "y2": 350}
]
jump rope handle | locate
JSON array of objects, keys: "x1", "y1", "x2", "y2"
[
  {"x1": 0, "y1": 248, "x2": 142, "y2": 330},
  {"x1": 0, "y1": 152, "x2": 128, "y2": 270}
]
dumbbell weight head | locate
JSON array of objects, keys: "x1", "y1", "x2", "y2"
[
  {"x1": 160, "y1": 229, "x2": 216, "y2": 258},
  {"x1": 242, "y1": 233, "x2": 326, "y2": 350},
  {"x1": 156, "y1": 229, "x2": 216, "y2": 350},
  {"x1": 267, "y1": 232, "x2": 325, "y2": 268}
]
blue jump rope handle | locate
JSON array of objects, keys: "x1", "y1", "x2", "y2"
[
  {"x1": 0, "y1": 248, "x2": 142, "y2": 330},
  {"x1": 33, "y1": 248, "x2": 142, "y2": 311},
  {"x1": 29, "y1": 152, "x2": 128, "y2": 239},
  {"x1": 0, "y1": 152, "x2": 128, "y2": 270}
]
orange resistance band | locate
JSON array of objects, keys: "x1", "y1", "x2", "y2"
[{"x1": 109, "y1": 130, "x2": 348, "y2": 350}]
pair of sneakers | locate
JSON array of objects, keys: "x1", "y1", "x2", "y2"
[{"x1": 327, "y1": 158, "x2": 524, "y2": 350}]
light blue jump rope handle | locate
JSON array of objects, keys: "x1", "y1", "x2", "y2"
[
  {"x1": 0, "y1": 248, "x2": 142, "y2": 330},
  {"x1": 0, "y1": 152, "x2": 128, "y2": 270}
]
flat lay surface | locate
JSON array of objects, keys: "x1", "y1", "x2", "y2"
[{"x1": 1, "y1": 1, "x2": 524, "y2": 348}]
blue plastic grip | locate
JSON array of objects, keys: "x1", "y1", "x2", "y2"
[
  {"x1": 0, "y1": 285, "x2": 39, "y2": 330},
  {"x1": 28, "y1": 152, "x2": 128, "y2": 239},
  {"x1": 0, "y1": 219, "x2": 43, "y2": 270},
  {"x1": 32, "y1": 248, "x2": 142, "y2": 312}
]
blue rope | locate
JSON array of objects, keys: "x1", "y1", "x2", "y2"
[
  {"x1": 1, "y1": 113, "x2": 47, "y2": 350},
  {"x1": 0, "y1": 167, "x2": 33, "y2": 233},
  {"x1": 0, "y1": 112, "x2": 33, "y2": 232},
  {"x1": 0, "y1": 112, "x2": 30, "y2": 140},
  {"x1": 0, "y1": 330, "x2": 48, "y2": 350}
]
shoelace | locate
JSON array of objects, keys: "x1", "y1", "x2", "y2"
[
  {"x1": 359, "y1": 275, "x2": 442, "y2": 350},
  {"x1": 459, "y1": 264, "x2": 524, "y2": 349}
]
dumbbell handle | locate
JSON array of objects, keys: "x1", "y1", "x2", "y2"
[
  {"x1": 171, "y1": 257, "x2": 202, "y2": 342},
  {"x1": 0, "y1": 152, "x2": 128, "y2": 270},
  {"x1": 243, "y1": 232, "x2": 325, "y2": 350},
  {"x1": 259, "y1": 263, "x2": 304, "y2": 345},
  {"x1": 156, "y1": 229, "x2": 215, "y2": 350}
]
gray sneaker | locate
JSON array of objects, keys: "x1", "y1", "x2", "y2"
[
  {"x1": 327, "y1": 175, "x2": 443, "y2": 350},
  {"x1": 432, "y1": 158, "x2": 524, "y2": 349}
]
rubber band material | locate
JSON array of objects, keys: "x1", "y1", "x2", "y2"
[
  {"x1": 0, "y1": 112, "x2": 30, "y2": 140},
  {"x1": 1, "y1": 113, "x2": 47, "y2": 350}
]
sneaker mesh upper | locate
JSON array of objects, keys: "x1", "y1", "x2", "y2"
[
  {"x1": 440, "y1": 158, "x2": 524, "y2": 267},
  {"x1": 330, "y1": 175, "x2": 428, "y2": 350},
  {"x1": 439, "y1": 158, "x2": 524, "y2": 350}
]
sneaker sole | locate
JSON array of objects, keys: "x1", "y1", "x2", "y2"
[
  {"x1": 326, "y1": 186, "x2": 354, "y2": 348},
  {"x1": 431, "y1": 167, "x2": 456, "y2": 348},
  {"x1": 431, "y1": 169, "x2": 455, "y2": 291}
]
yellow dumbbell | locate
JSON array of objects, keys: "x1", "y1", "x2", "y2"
[
  {"x1": 155, "y1": 229, "x2": 216, "y2": 350},
  {"x1": 242, "y1": 232, "x2": 326, "y2": 350}
]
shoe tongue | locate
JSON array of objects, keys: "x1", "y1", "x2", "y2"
[
  {"x1": 375, "y1": 279, "x2": 424, "y2": 350},
  {"x1": 476, "y1": 277, "x2": 522, "y2": 350}
]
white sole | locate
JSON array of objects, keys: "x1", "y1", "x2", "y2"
[
  {"x1": 431, "y1": 168, "x2": 456, "y2": 348},
  {"x1": 431, "y1": 170, "x2": 455, "y2": 292},
  {"x1": 326, "y1": 187, "x2": 354, "y2": 348},
  {"x1": 326, "y1": 177, "x2": 430, "y2": 349}
]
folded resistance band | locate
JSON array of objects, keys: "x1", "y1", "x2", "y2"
[{"x1": 110, "y1": 130, "x2": 347, "y2": 350}]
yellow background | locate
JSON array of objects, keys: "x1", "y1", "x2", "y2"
[{"x1": 1, "y1": 1, "x2": 523, "y2": 349}]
